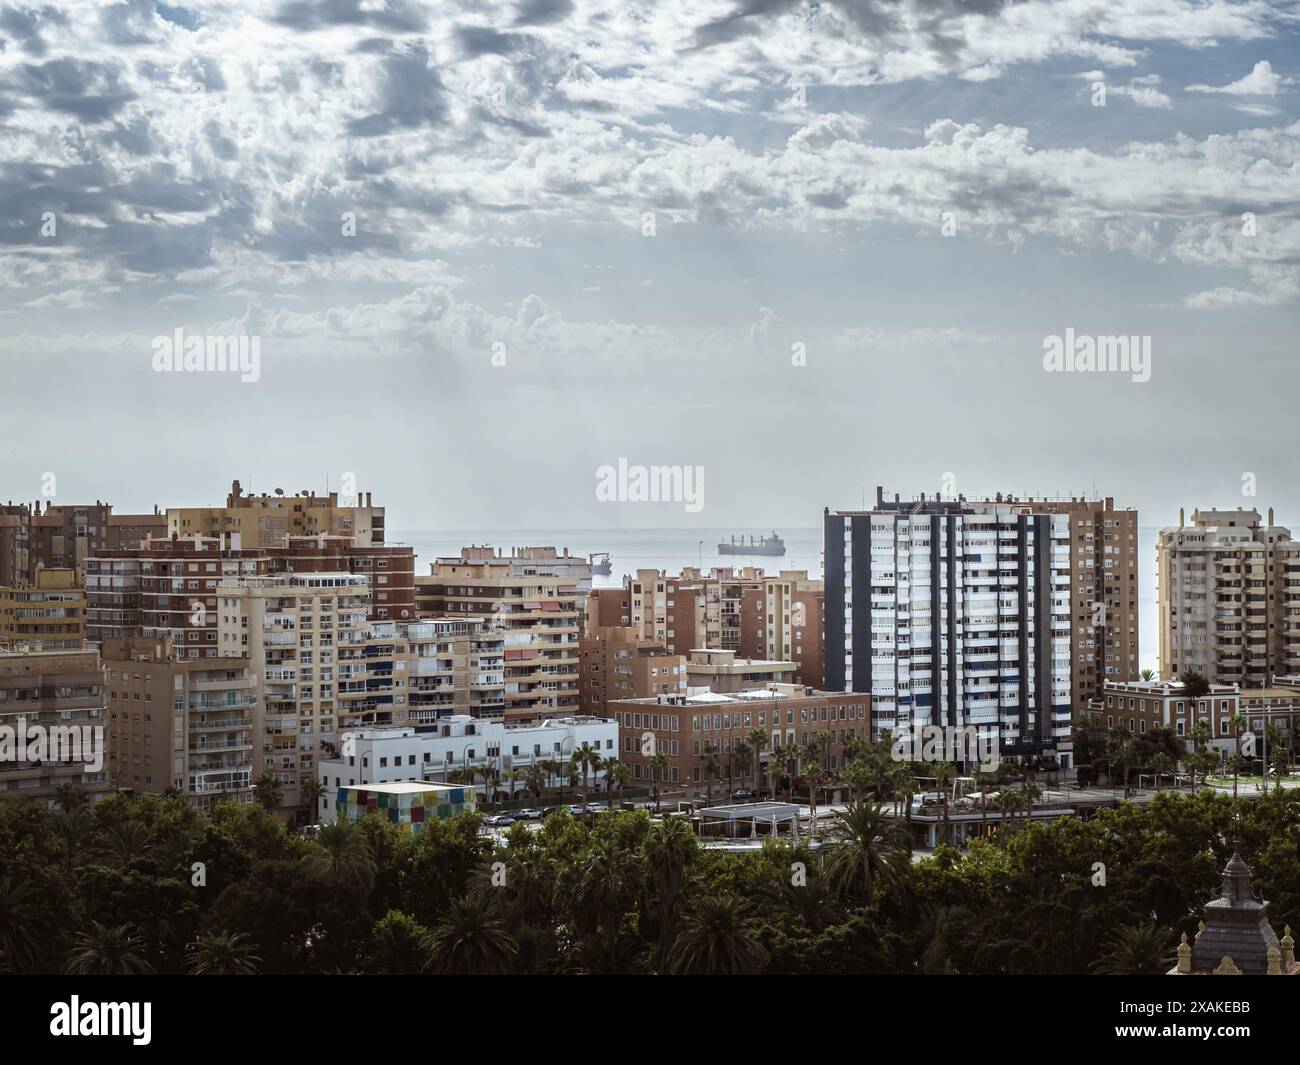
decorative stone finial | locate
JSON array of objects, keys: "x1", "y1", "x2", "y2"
[
  {"x1": 1196, "y1": 919, "x2": 1204, "y2": 940},
  {"x1": 1268, "y1": 946, "x2": 1281, "y2": 975},
  {"x1": 1214, "y1": 956, "x2": 1243, "y2": 975},
  {"x1": 1177, "y1": 932, "x2": 1192, "y2": 974},
  {"x1": 1283, "y1": 926, "x2": 1295, "y2": 970}
]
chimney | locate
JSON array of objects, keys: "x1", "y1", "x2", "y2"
[
  {"x1": 1269, "y1": 507, "x2": 1275, "y2": 527},
  {"x1": 1179, "y1": 507, "x2": 1185, "y2": 528}
]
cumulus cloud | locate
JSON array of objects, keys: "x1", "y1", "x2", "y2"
[{"x1": 1187, "y1": 60, "x2": 1293, "y2": 96}]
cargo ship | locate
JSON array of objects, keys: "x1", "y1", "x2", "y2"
[
  {"x1": 718, "y1": 532, "x2": 785, "y2": 557},
  {"x1": 589, "y1": 551, "x2": 612, "y2": 576}
]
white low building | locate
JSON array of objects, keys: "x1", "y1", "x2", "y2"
[{"x1": 317, "y1": 714, "x2": 618, "y2": 820}]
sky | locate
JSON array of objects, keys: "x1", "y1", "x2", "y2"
[{"x1": 2, "y1": 0, "x2": 1299, "y2": 534}]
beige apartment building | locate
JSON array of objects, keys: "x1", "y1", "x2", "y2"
[
  {"x1": 218, "y1": 572, "x2": 371, "y2": 817},
  {"x1": 0, "y1": 568, "x2": 85, "y2": 650},
  {"x1": 0, "y1": 648, "x2": 113, "y2": 806},
  {"x1": 590, "y1": 567, "x2": 825, "y2": 687},
  {"x1": 103, "y1": 636, "x2": 256, "y2": 812},
  {"x1": 168, "y1": 479, "x2": 387, "y2": 547},
  {"x1": 1158, "y1": 507, "x2": 1293, "y2": 687},
  {"x1": 416, "y1": 547, "x2": 585, "y2": 720},
  {"x1": 337, "y1": 617, "x2": 506, "y2": 731},
  {"x1": 579, "y1": 626, "x2": 685, "y2": 716}
]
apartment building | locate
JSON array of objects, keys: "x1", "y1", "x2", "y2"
[
  {"x1": 416, "y1": 547, "x2": 585, "y2": 720},
  {"x1": 0, "y1": 568, "x2": 85, "y2": 650},
  {"x1": 84, "y1": 532, "x2": 414, "y2": 650},
  {"x1": 824, "y1": 491, "x2": 1074, "y2": 765},
  {"x1": 612, "y1": 685, "x2": 871, "y2": 797},
  {"x1": 338, "y1": 617, "x2": 505, "y2": 731},
  {"x1": 591, "y1": 567, "x2": 825, "y2": 687},
  {"x1": 1022, "y1": 496, "x2": 1139, "y2": 709},
  {"x1": 1158, "y1": 507, "x2": 1295, "y2": 688},
  {"x1": 0, "y1": 648, "x2": 112, "y2": 806},
  {"x1": 0, "y1": 502, "x2": 166, "y2": 587},
  {"x1": 168, "y1": 479, "x2": 386, "y2": 547},
  {"x1": 579, "y1": 626, "x2": 685, "y2": 715},
  {"x1": 102, "y1": 636, "x2": 256, "y2": 812},
  {"x1": 317, "y1": 714, "x2": 619, "y2": 817},
  {"x1": 217, "y1": 572, "x2": 371, "y2": 817}
]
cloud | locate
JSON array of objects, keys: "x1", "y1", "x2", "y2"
[{"x1": 1188, "y1": 60, "x2": 1293, "y2": 96}]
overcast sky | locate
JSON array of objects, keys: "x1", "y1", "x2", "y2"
[{"x1": 2, "y1": 0, "x2": 1298, "y2": 533}]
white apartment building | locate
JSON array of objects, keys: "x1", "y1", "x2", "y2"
[
  {"x1": 825, "y1": 495, "x2": 1073, "y2": 765},
  {"x1": 316, "y1": 714, "x2": 618, "y2": 819}
]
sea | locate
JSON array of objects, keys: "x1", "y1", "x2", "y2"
[{"x1": 391, "y1": 526, "x2": 1163, "y2": 671}]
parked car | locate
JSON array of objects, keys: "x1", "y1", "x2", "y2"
[
  {"x1": 585, "y1": 803, "x2": 604, "y2": 814},
  {"x1": 516, "y1": 808, "x2": 543, "y2": 821},
  {"x1": 567, "y1": 803, "x2": 586, "y2": 816},
  {"x1": 483, "y1": 814, "x2": 515, "y2": 827},
  {"x1": 732, "y1": 789, "x2": 754, "y2": 801}
]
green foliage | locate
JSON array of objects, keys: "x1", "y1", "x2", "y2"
[{"x1": 1, "y1": 784, "x2": 1297, "y2": 975}]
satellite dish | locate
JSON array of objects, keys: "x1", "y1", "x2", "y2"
[{"x1": 274, "y1": 488, "x2": 284, "y2": 496}]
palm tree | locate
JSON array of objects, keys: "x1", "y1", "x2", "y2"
[
  {"x1": 732, "y1": 739, "x2": 752, "y2": 796},
  {"x1": 649, "y1": 752, "x2": 669, "y2": 812},
  {"x1": 1147, "y1": 751, "x2": 1174, "y2": 791},
  {"x1": 0, "y1": 877, "x2": 45, "y2": 972},
  {"x1": 842, "y1": 758, "x2": 872, "y2": 802},
  {"x1": 747, "y1": 726, "x2": 768, "y2": 793},
  {"x1": 300, "y1": 777, "x2": 325, "y2": 821},
  {"x1": 888, "y1": 761, "x2": 916, "y2": 825},
  {"x1": 603, "y1": 758, "x2": 629, "y2": 809},
  {"x1": 572, "y1": 742, "x2": 603, "y2": 811},
  {"x1": 185, "y1": 931, "x2": 261, "y2": 975},
  {"x1": 538, "y1": 758, "x2": 560, "y2": 798},
  {"x1": 1228, "y1": 712, "x2": 1246, "y2": 799},
  {"x1": 814, "y1": 729, "x2": 836, "y2": 770},
  {"x1": 1020, "y1": 779, "x2": 1041, "y2": 827},
  {"x1": 1189, "y1": 719, "x2": 1211, "y2": 795},
  {"x1": 642, "y1": 817, "x2": 696, "y2": 960},
  {"x1": 823, "y1": 801, "x2": 907, "y2": 906},
  {"x1": 974, "y1": 770, "x2": 996, "y2": 839},
  {"x1": 1139, "y1": 668, "x2": 1155, "y2": 682},
  {"x1": 424, "y1": 893, "x2": 517, "y2": 975},
  {"x1": 63, "y1": 922, "x2": 155, "y2": 975},
  {"x1": 53, "y1": 782, "x2": 88, "y2": 814},
  {"x1": 668, "y1": 895, "x2": 770, "y2": 975},
  {"x1": 253, "y1": 771, "x2": 282, "y2": 812},
  {"x1": 1090, "y1": 922, "x2": 1175, "y2": 975},
  {"x1": 524, "y1": 763, "x2": 547, "y2": 803},
  {"x1": 701, "y1": 742, "x2": 720, "y2": 804},
  {"x1": 804, "y1": 761, "x2": 826, "y2": 837},
  {"x1": 98, "y1": 820, "x2": 155, "y2": 870},
  {"x1": 767, "y1": 744, "x2": 788, "y2": 799},
  {"x1": 996, "y1": 788, "x2": 1018, "y2": 835},
  {"x1": 932, "y1": 760, "x2": 956, "y2": 846},
  {"x1": 302, "y1": 821, "x2": 377, "y2": 894},
  {"x1": 475, "y1": 763, "x2": 500, "y2": 810},
  {"x1": 564, "y1": 837, "x2": 638, "y2": 969}
]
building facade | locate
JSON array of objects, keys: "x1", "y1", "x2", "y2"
[
  {"x1": 579, "y1": 626, "x2": 685, "y2": 716},
  {"x1": 103, "y1": 636, "x2": 256, "y2": 812},
  {"x1": 824, "y1": 491, "x2": 1074, "y2": 765},
  {"x1": 416, "y1": 547, "x2": 585, "y2": 720},
  {"x1": 612, "y1": 685, "x2": 870, "y2": 797},
  {"x1": 0, "y1": 648, "x2": 112, "y2": 807},
  {"x1": 167, "y1": 479, "x2": 387, "y2": 547},
  {"x1": 1158, "y1": 507, "x2": 1293, "y2": 687},
  {"x1": 0, "y1": 568, "x2": 85, "y2": 650}
]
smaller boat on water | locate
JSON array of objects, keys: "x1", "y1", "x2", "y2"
[{"x1": 589, "y1": 551, "x2": 612, "y2": 576}]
